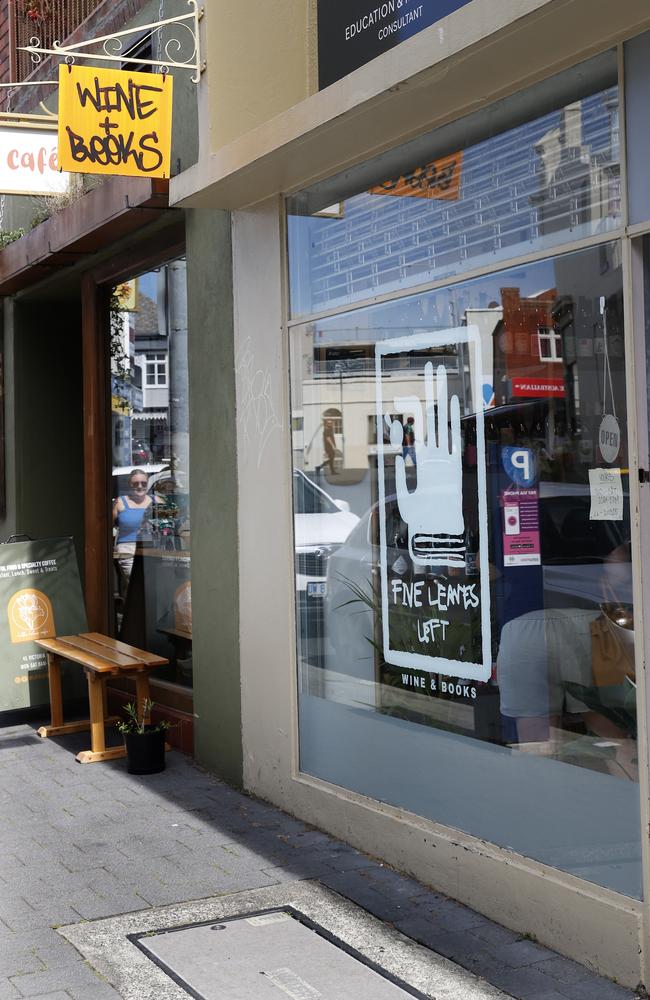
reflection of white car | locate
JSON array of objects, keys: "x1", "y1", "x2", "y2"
[
  {"x1": 324, "y1": 499, "x2": 409, "y2": 697},
  {"x1": 539, "y1": 481, "x2": 632, "y2": 608},
  {"x1": 325, "y1": 480, "x2": 634, "y2": 698},
  {"x1": 294, "y1": 470, "x2": 360, "y2": 669},
  {"x1": 324, "y1": 508, "x2": 377, "y2": 694},
  {"x1": 112, "y1": 463, "x2": 170, "y2": 500},
  {"x1": 293, "y1": 470, "x2": 359, "y2": 597}
]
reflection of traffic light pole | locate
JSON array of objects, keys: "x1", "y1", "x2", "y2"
[
  {"x1": 334, "y1": 361, "x2": 345, "y2": 469},
  {"x1": 458, "y1": 340, "x2": 468, "y2": 416}
]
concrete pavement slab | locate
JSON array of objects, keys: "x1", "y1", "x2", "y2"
[
  {"x1": 0, "y1": 723, "x2": 644, "y2": 1000},
  {"x1": 58, "y1": 881, "x2": 510, "y2": 1000}
]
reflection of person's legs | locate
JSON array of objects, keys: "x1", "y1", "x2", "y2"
[
  {"x1": 498, "y1": 608, "x2": 599, "y2": 745},
  {"x1": 114, "y1": 543, "x2": 136, "y2": 597},
  {"x1": 402, "y1": 446, "x2": 417, "y2": 466},
  {"x1": 497, "y1": 611, "x2": 552, "y2": 743},
  {"x1": 325, "y1": 445, "x2": 336, "y2": 475}
]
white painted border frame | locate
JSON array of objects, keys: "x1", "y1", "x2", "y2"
[{"x1": 375, "y1": 325, "x2": 491, "y2": 681}]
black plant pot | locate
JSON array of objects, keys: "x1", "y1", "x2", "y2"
[{"x1": 124, "y1": 728, "x2": 166, "y2": 775}]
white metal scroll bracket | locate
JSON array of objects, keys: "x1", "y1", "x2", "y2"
[{"x1": 17, "y1": 0, "x2": 205, "y2": 83}]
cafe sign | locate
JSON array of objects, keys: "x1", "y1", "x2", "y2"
[
  {"x1": 58, "y1": 64, "x2": 173, "y2": 179},
  {"x1": 0, "y1": 125, "x2": 69, "y2": 196}
]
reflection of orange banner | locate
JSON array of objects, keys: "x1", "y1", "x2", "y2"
[{"x1": 370, "y1": 152, "x2": 463, "y2": 201}]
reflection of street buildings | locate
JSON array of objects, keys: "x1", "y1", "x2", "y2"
[
  {"x1": 295, "y1": 90, "x2": 620, "y2": 317},
  {"x1": 464, "y1": 307, "x2": 500, "y2": 408},
  {"x1": 295, "y1": 335, "x2": 462, "y2": 484},
  {"x1": 111, "y1": 269, "x2": 178, "y2": 469},
  {"x1": 493, "y1": 286, "x2": 562, "y2": 407},
  {"x1": 532, "y1": 99, "x2": 620, "y2": 240},
  {"x1": 293, "y1": 90, "x2": 623, "y2": 483},
  {"x1": 492, "y1": 268, "x2": 625, "y2": 472}
]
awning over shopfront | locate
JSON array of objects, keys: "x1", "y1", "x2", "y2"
[
  {"x1": 0, "y1": 175, "x2": 176, "y2": 295},
  {"x1": 131, "y1": 412, "x2": 168, "y2": 422}
]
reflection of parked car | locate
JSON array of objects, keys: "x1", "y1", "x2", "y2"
[
  {"x1": 293, "y1": 470, "x2": 359, "y2": 666},
  {"x1": 326, "y1": 509, "x2": 375, "y2": 686},
  {"x1": 539, "y1": 481, "x2": 632, "y2": 608},
  {"x1": 325, "y1": 480, "x2": 633, "y2": 695},
  {"x1": 324, "y1": 498, "x2": 403, "y2": 699}
]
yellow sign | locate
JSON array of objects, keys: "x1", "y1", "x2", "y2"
[
  {"x1": 114, "y1": 279, "x2": 137, "y2": 311},
  {"x1": 112, "y1": 394, "x2": 130, "y2": 415},
  {"x1": 369, "y1": 152, "x2": 463, "y2": 202},
  {"x1": 58, "y1": 64, "x2": 173, "y2": 179}
]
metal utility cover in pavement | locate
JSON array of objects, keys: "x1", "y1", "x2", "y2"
[{"x1": 134, "y1": 908, "x2": 425, "y2": 999}]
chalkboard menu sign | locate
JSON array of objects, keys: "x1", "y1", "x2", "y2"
[{"x1": 318, "y1": 0, "x2": 473, "y2": 89}]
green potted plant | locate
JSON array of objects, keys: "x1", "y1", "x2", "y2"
[{"x1": 116, "y1": 700, "x2": 171, "y2": 775}]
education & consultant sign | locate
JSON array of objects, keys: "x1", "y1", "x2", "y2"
[{"x1": 318, "y1": 0, "x2": 474, "y2": 89}]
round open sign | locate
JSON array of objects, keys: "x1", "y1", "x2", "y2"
[{"x1": 599, "y1": 413, "x2": 620, "y2": 464}]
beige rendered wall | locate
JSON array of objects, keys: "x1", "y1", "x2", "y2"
[
  {"x1": 232, "y1": 200, "x2": 294, "y2": 792},
  {"x1": 202, "y1": 0, "x2": 315, "y2": 151},
  {"x1": 175, "y1": 0, "x2": 650, "y2": 210}
]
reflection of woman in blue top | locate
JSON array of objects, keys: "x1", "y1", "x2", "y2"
[{"x1": 113, "y1": 469, "x2": 156, "y2": 591}]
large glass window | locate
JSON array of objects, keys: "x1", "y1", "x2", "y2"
[
  {"x1": 110, "y1": 258, "x2": 192, "y2": 687},
  {"x1": 288, "y1": 54, "x2": 620, "y2": 317},
  {"x1": 291, "y1": 241, "x2": 641, "y2": 898}
]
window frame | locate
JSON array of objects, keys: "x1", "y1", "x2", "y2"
[{"x1": 145, "y1": 351, "x2": 168, "y2": 387}]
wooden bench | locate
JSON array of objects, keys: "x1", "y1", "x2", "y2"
[{"x1": 35, "y1": 632, "x2": 169, "y2": 764}]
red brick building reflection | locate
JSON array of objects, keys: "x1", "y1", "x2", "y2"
[{"x1": 494, "y1": 287, "x2": 565, "y2": 405}]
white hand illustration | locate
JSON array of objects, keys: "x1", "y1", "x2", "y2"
[{"x1": 388, "y1": 362, "x2": 465, "y2": 567}]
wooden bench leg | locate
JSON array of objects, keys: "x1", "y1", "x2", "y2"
[
  {"x1": 48, "y1": 653, "x2": 63, "y2": 727},
  {"x1": 87, "y1": 672, "x2": 106, "y2": 754},
  {"x1": 135, "y1": 673, "x2": 151, "y2": 722},
  {"x1": 76, "y1": 672, "x2": 126, "y2": 764},
  {"x1": 38, "y1": 653, "x2": 83, "y2": 739}
]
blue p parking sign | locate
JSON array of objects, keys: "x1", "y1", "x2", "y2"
[{"x1": 501, "y1": 446, "x2": 536, "y2": 487}]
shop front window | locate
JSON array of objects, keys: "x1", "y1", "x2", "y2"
[
  {"x1": 110, "y1": 258, "x2": 192, "y2": 686},
  {"x1": 290, "y1": 241, "x2": 641, "y2": 898},
  {"x1": 288, "y1": 52, "x2": 620, "y2": 317}
]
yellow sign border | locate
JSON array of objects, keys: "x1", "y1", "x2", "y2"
[{"x1": 57, "y1": 64, "x2": 173, "y2": 179}]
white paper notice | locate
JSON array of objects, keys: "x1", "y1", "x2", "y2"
[{"x1": 589, "y1": 467, "x2": 623, "y2": 521}]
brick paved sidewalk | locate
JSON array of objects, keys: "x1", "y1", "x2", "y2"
[{"x1": 0, "y1": 721, "x2": 643, "y2": 1000}]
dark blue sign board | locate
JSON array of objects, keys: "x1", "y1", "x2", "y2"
[{"x1": 318, "y1": 0, "x2": 474, "y2": 89}]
